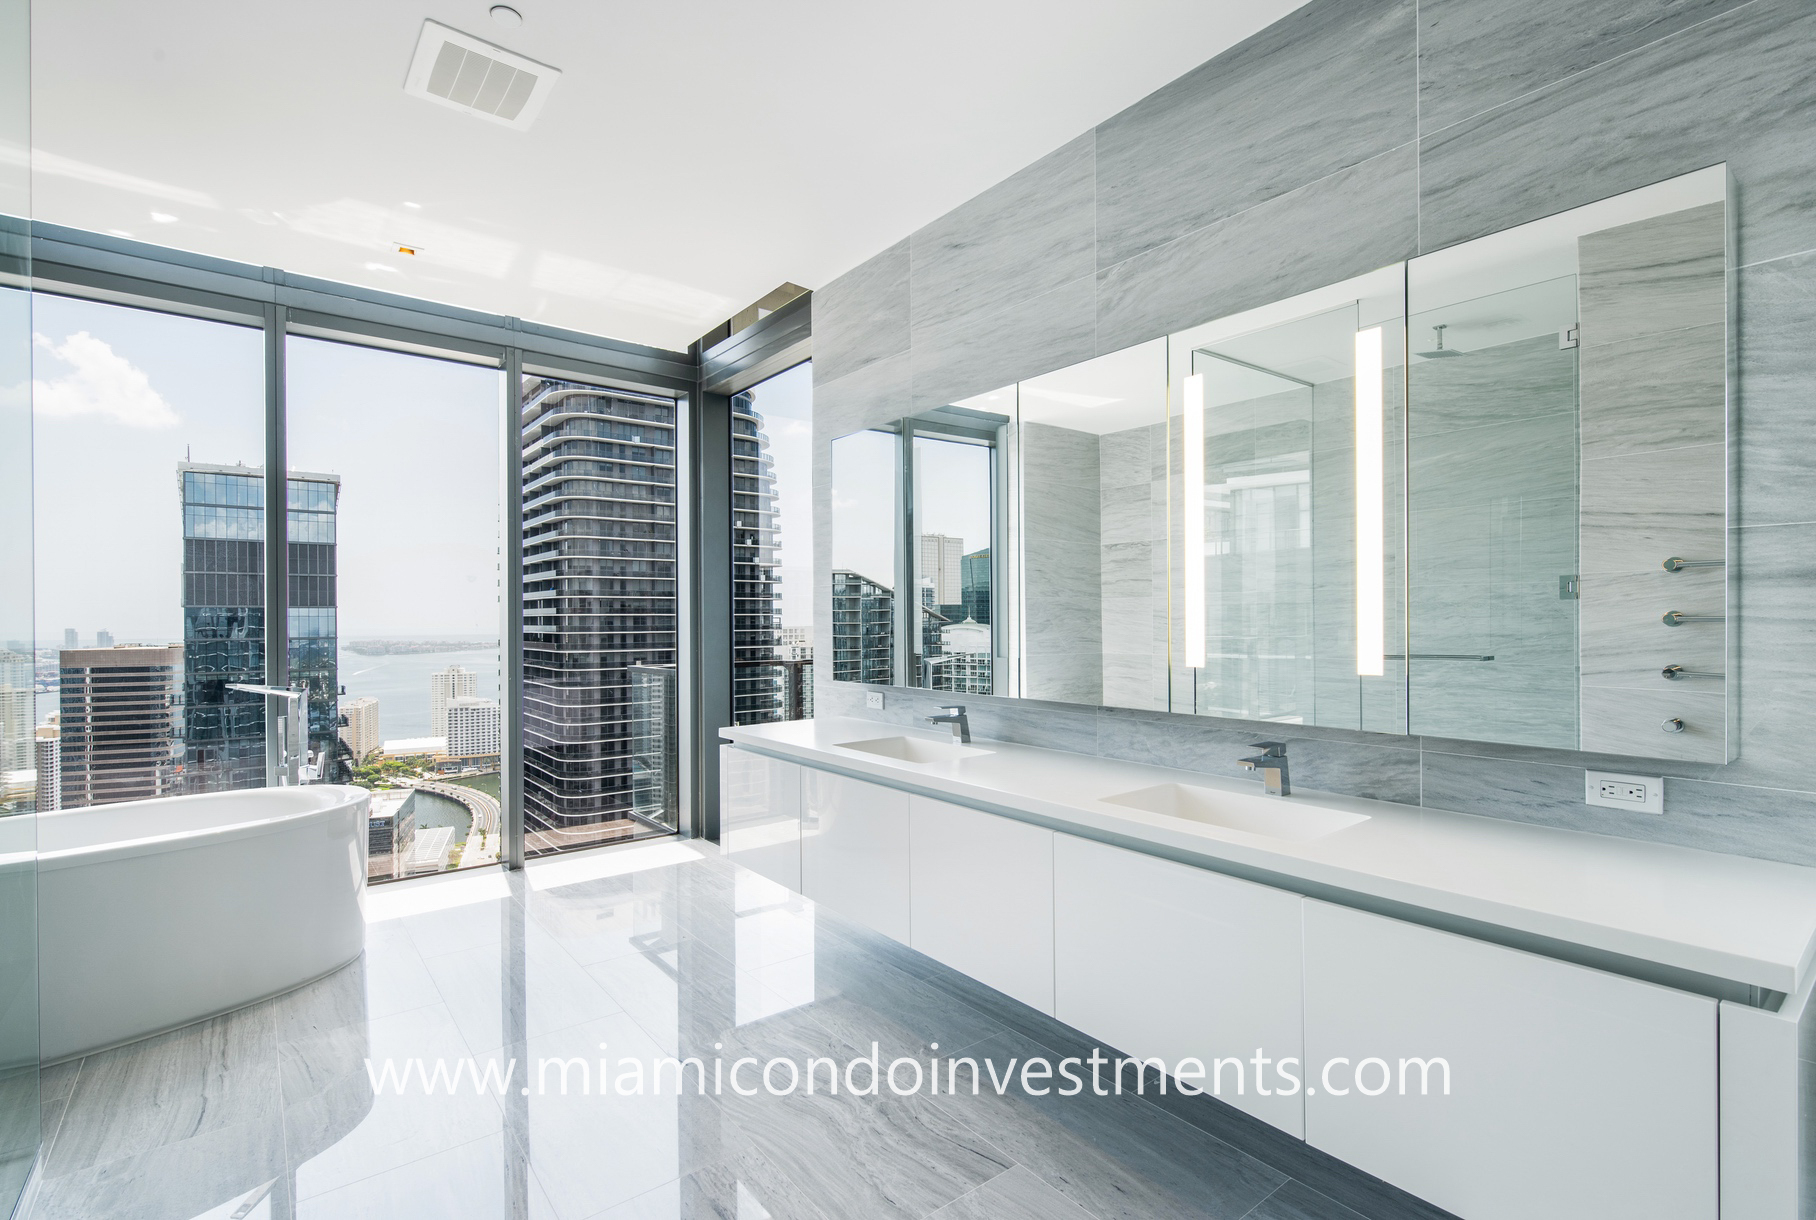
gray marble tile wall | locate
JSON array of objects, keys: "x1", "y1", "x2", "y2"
[
  {"x1": 809, "y1": 0, "x2": 1816, "y2": 867},
  {"x1": 1020, "y1": 423, "x2": 1104, "y2": 706}
]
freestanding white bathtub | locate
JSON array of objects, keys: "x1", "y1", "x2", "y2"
[{"x1": 38, "y1": 784, "x2": 368, "y2": 1062}]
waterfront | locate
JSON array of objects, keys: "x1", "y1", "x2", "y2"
[{"x1": 337, "y1": 643, "x2": 499, "y2": 740}]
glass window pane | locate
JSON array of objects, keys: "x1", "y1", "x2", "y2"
[
  {"x1": 31, "y1": 295, "x2": 265, "y2": 805},
  {"x1": 287, "y1": 336, "x2": 502, "y2": 880},
  {"x1": 912, "y1": 434, "x2": 994, "y2": 693},
  {"x1": 732, "y1": 361, "x2": 812, "y2": 724},
  {"x1": 829, "y1": 429, "x2": 899, "y2": 686},
  {"x1": 520, "y1": 372, "x2": 679, "y2": 854}
]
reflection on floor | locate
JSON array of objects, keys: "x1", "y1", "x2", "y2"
[{"x1": 24, "y1": 839, "x2": 1455, "y2": 1220}]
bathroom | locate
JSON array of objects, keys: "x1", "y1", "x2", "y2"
[{"x1": 3, "y1": 1, "x2": 1816, "y2": 1218}]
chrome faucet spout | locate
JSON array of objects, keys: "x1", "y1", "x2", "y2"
[
  {"x1": 1237, "y1": 741, "x2": 1291, "y2": 796},
  {"x1": 925, "y1": 705, "x2": 971, "y2": 744}
]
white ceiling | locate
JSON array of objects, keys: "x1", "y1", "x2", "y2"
[{"x1": 28, "y1": 0, "x2": 1309, "y2": 351}]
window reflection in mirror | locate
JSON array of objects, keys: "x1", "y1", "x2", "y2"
[
  {"x1": 908, "y1": 420, "x2": 1000, "y2": 694},
  {"x1": 829, "y1": 428, "x2": 900, "y2": 685},
  {"x1": 1168, "y1": 268, "x2": 1406, "y2": 730}
]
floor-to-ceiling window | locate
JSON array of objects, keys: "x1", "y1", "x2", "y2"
[
  {"x1": 21, "y1": 229, "x2": 698, "y2": 871},
  {"x1": 30, "y1": 294, "x2": 266, "y2": 807},
  {"x1": 521, "y1": 371, "x2": 681, "y2": 854},
  {"x1": 730, "y1": 360, "x2": 812, "y2": 724},
  {"x1": 288, "y1": 336, "x2": 503, "y2": 879}
]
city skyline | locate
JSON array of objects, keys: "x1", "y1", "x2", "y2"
[{"x1": 29, "y1": 297, "x2": 502, "y2": 643}]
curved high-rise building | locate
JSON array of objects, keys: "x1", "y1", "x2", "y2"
[
  {"x1": 730, "y1": 391, "x2": 784, "y2": 725},
  {"x1": 520, "y1": 376, "x2": 678, "y2": 850}
]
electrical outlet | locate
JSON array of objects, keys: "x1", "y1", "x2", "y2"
[
  {"x1": 865, "y1": 690, "x2": 885, "y2": 710},
  {"x1": 1585, "y1": 770, "x2": 1664, "y2": 815}
]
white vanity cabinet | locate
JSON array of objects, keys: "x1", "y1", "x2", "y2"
[
  {"x1": 1302, "y1": 900, "x2": 1718, "y2": 1220},
  {"x1": 719, "y1": 746, "x2": 802, "y2": 890},
  {"x1": 1052, "y1": 834, "x2": 1307, "y2": 1136},
  {"x1": 908, "y1": 796, "x2": 1055, "y2": 1014},
  {"x1": 799, "y1": 768, "x2": 912, "y2": 941}
]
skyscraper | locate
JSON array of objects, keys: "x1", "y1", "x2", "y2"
[
  {"x1": 961, "y1": 547, "x2": 991, "y2": 625},
  {"x1": 731, "y1": 390, "x2": 784, "y2": 725},
  {"x1": 0, "y1": 649, "x2": 30, "y2": 775},
  {"x1": 446, "y1": 695, "x2": 501, "y2": 758},
  {"x1": 830, "y1": 570, "x2": 894, "y2": 684},
  {"x1": 33, "y1": 722, "x2": 60, "y2": 812},
  {"x1": 179, "y1": 463, "x2": 341, "y2": 791},
  {"x1": 520, "y1": 376, "x2": 678, "y2": 847},
  {"x1": 62, "y1": 629, "x2": 76, "y2": 649},
  {"x1": 429, "y1": 666, "x2": 477, "y2": 737},
  {"x1": 59, "y1": 644, "x2": 183, "y2": 808},
  {"x1": 95, "y1": 630, "x2": 114, "y2": 648},
  {"x1": 919, "y1": 533, "x2": 964, "y2": 606},
  {"x1": 339, "y1": 695, "x2": 380, "y2": 763}
]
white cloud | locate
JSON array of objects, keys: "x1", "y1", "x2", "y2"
[{"x1": 32, "y1": 331, "x2": 179, "y2": 429}]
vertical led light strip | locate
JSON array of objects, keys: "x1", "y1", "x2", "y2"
[
  {"x1": 1354, "y1": 326, "x2": 1385, "y2": 677},
  {"x1": 1183, "y1": 373, "x2": 1206, "y2": 670}
]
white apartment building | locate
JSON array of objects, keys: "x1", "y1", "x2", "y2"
[
  {"x1": 429, "y1": 666, "x2": 477, "y2": 737},
  {"x1": 446, "y1": 696, "x2": 501, "y2": 758},
  {"x1": 339, "y1": 696, "x2": 380, "y2": 763}
]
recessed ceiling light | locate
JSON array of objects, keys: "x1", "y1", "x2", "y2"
[
  {"x1": 364, "y1": 262, "x2": 400, "y2": 274},
  {"x1": 490, "y1": 5, "x2": 522, "y2": 28},
  {"x1": 402, "y1": 201, "x2": 422, "y2": 209},
  {"x1": 150, "y1": 211, "x2": 177, "y2": 224}
]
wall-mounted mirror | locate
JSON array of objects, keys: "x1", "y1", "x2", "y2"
[
  {"x1": 828, "y1": 428, "x2": 899, "y2": 685},
  {"x1": 1406, "y1": 165, "x2": 1732, "y2": 762},
  {"x1": 829, "y1": 167, "x2": 1731, "y2": 765},
  {"x1": 1168, "y1": 270, "x2": 1407, "y2": 731},
  {"x1": 1000, "y1": 342, "x2": 1167, "y2": 709}
]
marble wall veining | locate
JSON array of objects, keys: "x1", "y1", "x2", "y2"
[{"x1": 810, "y1": 0, "x2": 1816, "y2": 868}]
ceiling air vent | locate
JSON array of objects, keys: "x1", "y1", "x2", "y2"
[{"x1": 403, "y1": 20, "x2": 560, "y2": 130}]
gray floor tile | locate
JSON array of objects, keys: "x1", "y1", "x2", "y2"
[
  {"x1": 29, "y1": 1116, "x2": 289, "y2": 1220},
  {"x1": 44, "y1": 1001, "x2": 279, "y2": 1178},
  {"x1": 928, "y1": 1030, "x2": 1288, "y2": 1220},
  {"x1": 1244, "y1": 1179, "x2": 1373, "y2": 1220},
  {"x1": 927, "y1": 1165, "x2": 1099, "y2": 1220}
]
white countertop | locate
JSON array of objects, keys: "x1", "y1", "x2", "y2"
[{"x1": 722, "y1": 717, "x2": 1816, "y2": 996}]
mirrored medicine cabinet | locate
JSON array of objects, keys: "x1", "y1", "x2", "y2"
[{"x1": 830, "y1": 165, "x2": 1733, "y2": 764}]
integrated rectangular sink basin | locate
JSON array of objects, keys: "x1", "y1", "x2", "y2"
[
  {"x1": 834, "y1": 735, "x2": 995, "y2": 764},
  {"x1": 1100, "y1": 782, "x2": 1369, "y2": 841}
]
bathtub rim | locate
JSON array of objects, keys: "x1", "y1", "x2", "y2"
[{"x1": 38, "y1": 785, "x2": 370, "y2": 872}]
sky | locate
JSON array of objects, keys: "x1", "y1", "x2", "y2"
[{"x1": 28, "y1": 293, "x2": 502, "y2": 646}]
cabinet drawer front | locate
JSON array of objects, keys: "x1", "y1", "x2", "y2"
[
  {"x1": 909, "y1": 797, "x2": 1054, "y2": 1014},
  {"x1": 1304, "y1": 901, "x2": 1716, "y2": 1220},
  {"x1": 800, "y1": 771, "x2": 912, "y2": 942},
  {"x1": 719, "y1": 747, "x2": 802, "y2": 891},
  {"x1": 1053, "y1": 835, "x2": 1305, "y2": 1137}
]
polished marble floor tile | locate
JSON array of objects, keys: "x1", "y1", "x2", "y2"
[{"x1": 25, "y1": 839, "x2": 1452, "y2": 1220}]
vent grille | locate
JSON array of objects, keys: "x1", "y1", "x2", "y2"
[{"x1": 404, "y1": 20, "x2": 560, "y2": 129}]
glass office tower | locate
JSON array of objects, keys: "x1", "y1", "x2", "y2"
[
  {"x1": 180, "y1": 463, "x2": 340, "y2": 789},
  {"x1": 520, "y1": 375, "x2": 678, "y2": 852}
]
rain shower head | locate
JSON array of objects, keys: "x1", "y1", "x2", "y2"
[{"x1": 1417, "y1": 323, "x2": 1465, "y2": 359}]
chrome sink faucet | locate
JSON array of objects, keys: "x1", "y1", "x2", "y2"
[
  {"x1": 1238, "y1": 741, "x2": 1291, "y2": 796},
  {"x1": 927, "y1": 705, "x2": 971, "y2": 744}
]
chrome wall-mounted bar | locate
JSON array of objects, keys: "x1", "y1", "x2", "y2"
[
  {"x1": 1662, "y1": 665, "x2": 1724, "y2": 680},
  {"x1": 1662, "y1": 611, "x2": 1726, "y2": 626},
  {"x1": 1662, "y1": 557, "x2": 1725, "y2": 572}
]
